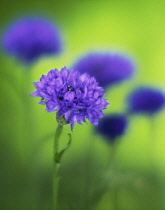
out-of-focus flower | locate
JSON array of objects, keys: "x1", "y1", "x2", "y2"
[
  {"x1": 73, "y1": 52, "x2": 135, "y2": 88},
  {"x1": 3, "y1": 17, "x2": 62, "y2": 64},
  {"x1": 127, "y1": 87, "x2": 165, "y2": 115},
  {"x1": 96, "y1": 114, "x2": 128, "y2": 142},
  {"x1": 31, "y1": 67, "x2": 109, "y2": 129}
]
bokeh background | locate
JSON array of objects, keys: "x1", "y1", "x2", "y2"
[{"x1": 1, "y1": 0, "x2": 165, "y2": 209}]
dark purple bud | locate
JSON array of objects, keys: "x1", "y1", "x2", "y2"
[
  {"x1": 96, "y1": 114, "x2": 128, "y2": 142},
  {"x1": 127, "y1": 87, "x2": 165, "y2": 115},
  {"x1": 73, "y1": 52, "x2": 135, "y2": 88},
  {"x1": 3, "y1": 16, "x2": 62, "y2": 64}
]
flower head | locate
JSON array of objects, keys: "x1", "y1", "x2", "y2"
[
  {"x1": 73, "y1": 52, "x2": 135, "y2": 88},
  {"x1": 3, "y1": 17, "x2": 62, "y2": 64},
  {"x1": 127, "y1": 87, "x2": 165, "y2": 115},
  {"x1": 31, "y1": 67, "x2": 109, "y2": 129},
  {"x1": 96, "y1": 114, "x2": 128, "y2": 142}
]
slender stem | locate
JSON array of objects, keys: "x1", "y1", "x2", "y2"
[
  {"x1": 20, "y1": 67, "x2": 34, "y2": 158},
  {"x1": 113, "y1": 187, "x2": 118, "y2": 210},
  {"x1": 109, "y1": 141, "x2": 119, "y2": 210},
  {"x1": 84, "y1": 137, "x2": 93, "y2": 210},
  {"x1": 148, "y1": 117, "x2": 157, "y2": 171},
  {"x1": 53, "y1": 123, "x2": 63, "y2": 210},
  {"x1": 107, "y1": 140, "x2": 119, "y2": 168}
]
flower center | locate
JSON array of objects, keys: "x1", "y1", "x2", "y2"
[{"x1": 67, "y1": 85, "x2": 75, "y2": 91}]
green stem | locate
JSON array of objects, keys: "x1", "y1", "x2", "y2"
[
  {"x1": 113, "y1": 188, "x2": 118, "y2": 210},
  {"x1": 107, "y1": 140, "x2": 119, "y2": 169},
  {"x1": 53, "y1": 123, "x2": 63, "y2": 210},
  {"x1": 109, "y1": 141, "x2": 119, "y2": 210},
  {"x1": 149, "y1": 117, "x2": 156, "y2": 168},
  {"x1": 84, "y1": 137, "x2": 93, "y2": 210},
  {"x1": 21, "y1": 68, "x2": 33, "y2": 158}
]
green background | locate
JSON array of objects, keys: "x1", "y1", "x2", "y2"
[{"x1": 0, "y1": 0, "x2": 165, "y2": 209}]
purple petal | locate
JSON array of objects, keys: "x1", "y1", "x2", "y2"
[
  {"x1": 61, "y1": 67, "x2": 69, "y2": 78},
  {"x1": 46, "y1": 101, "x2": 60, "y2": 112},
  {"x1": 64, "y1": 91, "x2": 75, "y2": 102},
  {"x1": 47, "y1": 86, "x2": 54, "y2": 95},
  {"x1": 93, "y1": 90, "x2": 99, "y2": 99},
  {"x1": 55, "y1": 77, "x2": 63, "y2": 88},
  {"x1": 38, "y1": 101, "x2": 47, "y2": 105},
  {"x1": 40, "y1": 91, "x2": 51, "y2": 100},
  {"x1": 79, "y1": 73, "x2": 89, "y2": 82},
  {"x1": 64, "y1": 109, "x2": 72, "y2": 121},
  {"x1": 87, "y1": 110, "x2": 98, "y2": 125},
  {"x1": 34, "y1": 81, "x2": 45, "y2": 89},
  {"x1": 31, "y1": 90, "x2": 40, "y2": 97}
]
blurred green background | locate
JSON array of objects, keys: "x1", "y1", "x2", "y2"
[{"x1": 1, "y1": 0, "x2": 165, "y2": 209}]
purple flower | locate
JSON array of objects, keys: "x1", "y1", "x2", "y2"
[
  {"x1": 96, "y1": 114, "x2": 128, "y2": 142},
  {"x1": 73, "y1": 52, "x2": 135, "y2": 88},
  {"x1": 127, "y1": 87, "x2": 165, "y2": 115},
  {"x1": 3, "y1": 17, "x2": 62, "y2": 64},
  {"x1": 31, "y1": 67, "x2": 109, "y2": 129}
]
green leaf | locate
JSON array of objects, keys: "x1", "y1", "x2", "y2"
[{"x1": 55, "y1": 133, "x2": 72, "y2": 163}]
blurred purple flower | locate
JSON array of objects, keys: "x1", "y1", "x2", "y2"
[
  {"x1": 127, "y1": 87, "x2": 165, "y2": 115},
  {"x1": 31, "y1": 67, "x2": 109, "y2": 129},
  {"x1": 3, "y1": 17, "x2": 62, "y2": 64},
  {"x1": 73, "y1": 52, "x2": 135, "y2": 88},
  {"x1": 96, "y1": 114, "x2": 128, "y2": 142}
]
